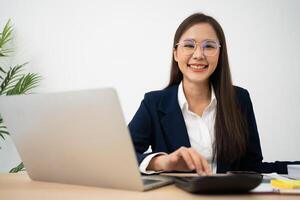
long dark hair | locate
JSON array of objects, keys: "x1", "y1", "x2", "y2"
[{"x1": 167, "y1": 13, "x2": 248, "y2": 164}]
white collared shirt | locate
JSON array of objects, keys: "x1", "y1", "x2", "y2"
[{"x1": 139, "y1": 82, "x2": 217, "y2": 174}]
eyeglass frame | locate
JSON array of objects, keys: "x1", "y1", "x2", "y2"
[{"x1": 174, "y1": 39, "x2": 221, "y2": 57}]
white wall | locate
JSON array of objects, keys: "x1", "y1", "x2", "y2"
[{"x1": 0, "y1": 0, "x2": 299, "y2": 172}]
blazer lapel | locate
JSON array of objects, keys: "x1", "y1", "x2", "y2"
[{"x1": 158, "y1": 85, "x2": 191, "y2": 152}]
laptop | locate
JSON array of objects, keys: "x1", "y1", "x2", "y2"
[{"x1": 0, "y1": 88, "x2": 172, "y2": 191}]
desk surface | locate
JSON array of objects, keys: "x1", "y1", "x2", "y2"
[{"x1": 0, "y1": 172, "x2": 299, "y2": 200}]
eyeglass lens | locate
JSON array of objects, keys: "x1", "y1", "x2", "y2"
[{"x1": 181, "y1": 40, "x2": 219, "y2": 56}]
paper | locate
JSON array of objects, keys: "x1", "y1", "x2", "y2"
[
  {"x1": 251, "y1": 173, "x2": 300, "y2": 194},
  {"x1": 251, "y1": 182, "x2": 279, "y2": 193},
  {"x1": 262, "y1": 172, "x2": 291, "y2": 180},
  {"x1": 288, "y1": 165, "x2": 300, "y2": 179}
]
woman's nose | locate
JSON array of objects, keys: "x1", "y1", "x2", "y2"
[{"x1": 192, "y1": 46, "x2": 205, "y2": 59}]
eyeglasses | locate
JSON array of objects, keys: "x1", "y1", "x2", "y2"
[{"x1": 175, "y1": 39, "x2": 221, "y2": 57}]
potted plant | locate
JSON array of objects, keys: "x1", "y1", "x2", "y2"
[{"x1": 0, "y1": 19, "x2": 41, "y2": 173}]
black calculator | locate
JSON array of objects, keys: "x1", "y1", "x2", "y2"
[{"x1": 173, "y1": 171, "x2": 263, "y2": 194}]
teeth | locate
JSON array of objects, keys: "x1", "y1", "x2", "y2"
[{"x1": 189, "y1": 65, "x2": 207, "y2": 69}]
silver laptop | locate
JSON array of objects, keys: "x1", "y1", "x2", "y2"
[{"x1": 0, "y1": 88, "x2": 172, "y2": 191}]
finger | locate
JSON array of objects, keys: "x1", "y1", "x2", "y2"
[
  {"x1": 188, "y1": 148, "x2": 204, "y2": 174},
  {"x1": 169, "y1": 152, "x2": 180, "y2": 163},
  {"x1": 199, "y1": 155, "x2": 212, "y2": 175},
  {"x1": 169, "y1": 150, "x2": 191, "y2": 171},
  {"x1": 205, "y1": 164, "x2": 213, "y2": 175},
  {"x1": 188, "y1": 148, "x2": 213, "y2": 175},
  {"x1": 171, "y1": 147, "x2": 188, "y2": 163},
  {"x1": 178, "y1": 148, "x2": 195, "y2": 170}
]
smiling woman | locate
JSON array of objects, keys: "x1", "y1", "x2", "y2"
[
  {"x1": 128, "y1": 13, "x2": 300, "y2": 175},
  {"x1": 174, "y1": 23, "x2": 220, "y2": 85}
]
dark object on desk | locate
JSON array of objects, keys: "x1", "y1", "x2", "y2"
[{"x1": 173, "y1": 171, "x2": 263, "y2": 194}]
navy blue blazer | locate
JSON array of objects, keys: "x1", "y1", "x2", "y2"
[{"x1": 128, "y1": 85, "x2": 298, "y2": 174}]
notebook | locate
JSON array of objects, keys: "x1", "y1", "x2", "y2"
[{"x1": 0, "y1": 88, "x2": 172, "y2": 191}]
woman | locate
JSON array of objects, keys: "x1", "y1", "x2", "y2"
[{"x1": 128, "y1": 13, "x2": 298, "y2": 175}]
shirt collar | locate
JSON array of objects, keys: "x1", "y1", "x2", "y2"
[{"x1": 178, "y1": 82, "x2": 217, "y2": 111}]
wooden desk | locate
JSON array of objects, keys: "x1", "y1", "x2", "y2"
[{"x1": 0, "y1": 172, "x2": 299, "y2": 200}]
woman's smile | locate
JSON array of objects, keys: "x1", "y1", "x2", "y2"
[{"x1": 187, "y1": 63, "x2": 209, "y2": 72}]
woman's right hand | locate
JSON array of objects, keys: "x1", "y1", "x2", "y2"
[{"x1": 147, "y1": 147, "x2": 212, "y2": 175}]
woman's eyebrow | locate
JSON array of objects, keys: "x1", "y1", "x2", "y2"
[
  {"x1": 182, "y1": 38, "x2": 195, "y2": 41},
  {"x1": 180, "y1": 38, "x2": 196, "y2": 43}
]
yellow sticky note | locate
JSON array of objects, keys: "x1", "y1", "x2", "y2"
[{"x1": 271, "y1": 180, "x2": 300, "y2": 189}]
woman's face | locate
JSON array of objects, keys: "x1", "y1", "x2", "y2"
[{"x1": 174, "y1": 23, "x2": 220, "y2": 85}]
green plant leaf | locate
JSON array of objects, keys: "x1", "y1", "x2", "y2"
[
  {"x1": 0, "y1": 123, "x2": 8, "y2": 130},
  {"x1": 0, "y1": 19, "x2": 14, "y2": 56},
  {"x1": 0, "y1": 62, "x2": 28, "y2": 95},
  {"x1": 0, "y1": 48, "x2": 13, "y2": 57},
  {"x1": 6, "y1": 73, "x2": 42, "y2": 95},
  {"x1": 0, "y1": 19, "x2": 13, "y2": 47},
  {"x1": 0, "y1": 116, "x2": 9, "y2": 140},
  {"x1": 0, "y1": 66, "x2": 5, "y2": 80},
  {"x1": 0, "y1": 131, "x2": 9, "y2": 140},
  {"x1": 0, "y1": 66, "x2": 6, "y2": 74},
  {"x1": 9, "y1": 162, "x2": 25, "y2": 173},
  {"x1": 0, "y1": 66, "x2": 6, "y2": 79}
]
